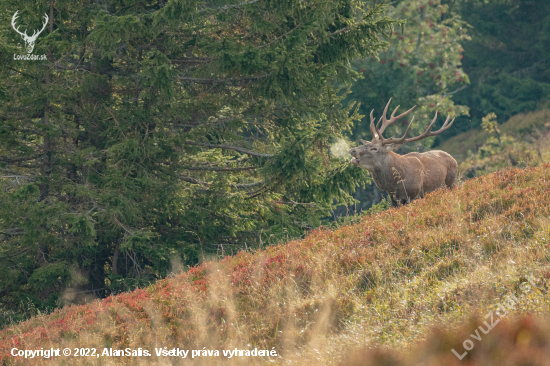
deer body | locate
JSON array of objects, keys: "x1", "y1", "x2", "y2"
[
  {"x1": 364, "y1": 150, "x2": 457, "y2": 206},
  {"x1": 350, "y1": 99, "x2": 458, "y2": 207},
  {"x1": 408, "y1": 150, "x2": 458, "y2": 190},
  {"x1": 366, "y1": 151, "x2": 424, "y2": 205}
]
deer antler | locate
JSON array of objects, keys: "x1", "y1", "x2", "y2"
[
  {"x1": 370, "y1": 99, "x2": 456, "y2": 146},
  {"x1": 387, "y1": 111, "x2": 455, "y2": 145},
  {"x1": 369, "y1": 98, "x2": 415, "y2": 141},
  {"x1": 11, "y1": 11, "x2": 27, "y2": 38}
]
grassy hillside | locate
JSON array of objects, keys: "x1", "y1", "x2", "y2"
[
  {"x1": 1, "y1": 165, "x2": 550, "y2": 365},
  {"x1": 343, "y1": 314, "x2": 550, "y2": 366},
  {"x1": 439, "y1": 108, "x2": 550, "y2": 162}
]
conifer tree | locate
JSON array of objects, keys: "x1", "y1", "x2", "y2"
[
  {"x1": 350, "y1": 0, "x2": 470, "y2": 148},
  {"x1": 0, "y1": 0, "x2": 397, "y2": 318}
]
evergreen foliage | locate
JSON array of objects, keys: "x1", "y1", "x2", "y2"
[
  {"x1": 348, "y1": 0, "x2": 470, "y2": 149},
  {"x1": 0, "y1": 0, "x2": 397, "y2": 318},
  {"x1": 439, "y1": 0, "x2": 550, "y2": 140}
]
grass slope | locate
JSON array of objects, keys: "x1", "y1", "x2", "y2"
[
  {"x1": 439, "y1": 108, "x2": 550, "y2": 162},
  {"x1": 1, "y1": 165, "x2": 550, "y2": 365}
]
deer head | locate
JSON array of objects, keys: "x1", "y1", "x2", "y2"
[
  {"x1": 11, "y1": 11, "x2": 49, "y2": 54},
  {"x1": 350, "y1": 98, "x2": 455, "y2": 170}
]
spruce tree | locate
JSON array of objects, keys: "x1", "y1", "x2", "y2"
[{"x1": 0, "y1": 0, "x2": 397, "y2": 319}]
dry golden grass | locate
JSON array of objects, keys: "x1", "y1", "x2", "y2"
[{"x1": 1, "y1": 165, "x2": 550, "y2": 365}]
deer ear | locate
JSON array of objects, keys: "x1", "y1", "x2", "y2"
[
  {"x1": 360, "y1": 139, "x2": 369, "y2": 145},
  {"x1": 387, "y1": 143, "x2": 404, "y2": 151}
]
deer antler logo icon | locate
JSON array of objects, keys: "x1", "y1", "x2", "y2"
[{"x1": 11, "y1": 11, "x2": 49, "y2": 54}]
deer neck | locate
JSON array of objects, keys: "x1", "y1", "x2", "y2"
[{"x1": 370, "y1": 152, "x2": 403, "y2": 192}]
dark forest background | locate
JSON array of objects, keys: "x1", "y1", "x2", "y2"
[{"x1": 1, "y1": 0, "x2": 549, "y2": 325}]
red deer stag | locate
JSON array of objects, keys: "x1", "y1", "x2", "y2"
[{"x1": 349, "y1": 99, "x2": 458, "y2": 207}]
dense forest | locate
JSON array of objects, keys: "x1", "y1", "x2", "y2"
[{"x1": 1, "y1": 0, "x2": 549, "y2": 324}]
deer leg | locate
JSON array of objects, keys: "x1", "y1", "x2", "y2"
[
  {"x1": 407, "y1": 186, "x2": 421, "y2": 202},
  {"x1": 390, "y1": 196, "x2": 399, "y2": 207}
]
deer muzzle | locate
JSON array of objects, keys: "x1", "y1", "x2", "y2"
[{"x1": 349, "y1": 149, "x2": 359, "y2": 164}]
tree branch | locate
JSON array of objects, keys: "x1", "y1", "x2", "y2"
[
  {"x1": 0, "y1": 228, "x2": 25, "y2": 236},
  {"x1": 0, "y1": 175, "x2": 35, "y2": 181},
  {"x1": 511, "y1": 61, "x2": 542, "y2": 77},
  {"x1": 6, "y1": 66, "x2": 37, "y2": 79},
  {"x1": 441, "y1": 85, "x2": 468, "y2": 98},
  {"x1": 184, "y1": 141, "x2": 273, "y2": 158},
  {"x1": 234, "y1": 180, "x2": 265, "y2": 189},
  {"x1": 113, "y1": 216, "x2": 136, "y2": 235},
  {"x1": 0, "y1": 155, "x2": 40, "y2": 164},
  {"x1": 277, "y1": 200, "x2": 316, "y2": 207},
  {"x1": 171, "y1": 57, "x2": 214, "y2": 65},
  {"x1": 182, "y1": 166, "x2": 257, "y2": 172},
  {"x1": 198, "y1": 0, "x2": 261, "y2": 13},
  {"x1": 179, "y1": 174, "x2": 264, "y2": 190},
  {"x1": 176, "y1": 74, "x2": 269, "y2": 85},
  {"x1": 326, "y1": 25, "x2": 352, "y2": 38},
  {"x1": 179, "y1": 175, "x2": 209, "y2": 186},
  {"x1": 246, "y1": 183, "x2": 268, "y2": 198},
  {"x1": 258, "y1": 23, "x2": 302, "y2": 49}
]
